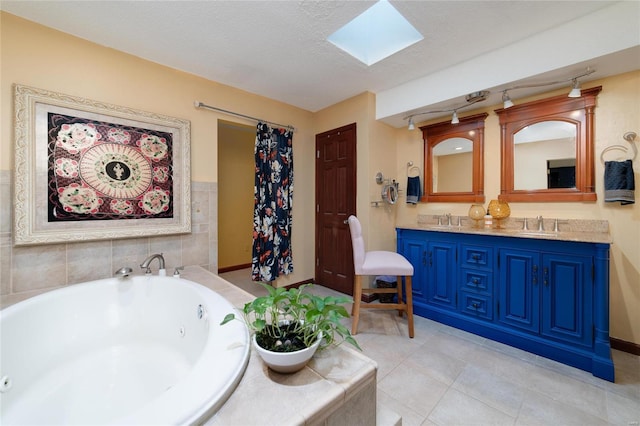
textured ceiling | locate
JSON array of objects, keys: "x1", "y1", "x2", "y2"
[{"x1": 2, "y1": 1, "x2": 638, "y2": 127}]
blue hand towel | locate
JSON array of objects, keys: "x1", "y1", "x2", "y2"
[
  {"x1": 406, "y1": 176, "x2": 421, "y2": 204},
  {"x1": 604, "y1": 160, "x2": 635, "y2": 205}
]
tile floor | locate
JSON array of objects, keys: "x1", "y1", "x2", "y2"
[{"x1": 220, "y1": 269, "x2": 640, "y2": 426}]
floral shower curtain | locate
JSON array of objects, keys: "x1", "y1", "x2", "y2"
[{"x1": 252, "y1": 122, "x2": 294, "y2": 282}]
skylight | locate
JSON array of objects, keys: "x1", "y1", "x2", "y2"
[{"x1": 327, "y1": 0, "x2": 423, "y2": 66}]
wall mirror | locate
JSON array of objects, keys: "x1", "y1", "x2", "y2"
[
  {"x1": 513, "y1": 121, "x2": 576, "y2": 190},
  {"x1": 420, "y1": 113, "x2": 487, "y2": 202},
  {"x1": 496, "y1": 86, "x2": 601, "y2": 202}
]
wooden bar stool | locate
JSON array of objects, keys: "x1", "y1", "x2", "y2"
[{"x1": 347, "y1": 215, "x2": 414, "y2": 338}]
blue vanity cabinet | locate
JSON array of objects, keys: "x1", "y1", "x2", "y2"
[
  {"x1": 396, "y1": 227, "x2": 614, "y2": 381},
  {"x1": 426, "y1": 241, "x2": 458, "y2": 311},
  {"x1": 499, "y1": 249, "x2": 593, "y2": 347},
  {"x1": 397, "y1": 230, "x2": 457, "y2": 318},
  {"x1": 498, "y1": 249, "x2": 541, "y2": 334},
  {"x1": 399, "y1": 237, "x2": 428, "y2": 303},
  {"x1": 460, "y1": 244, "x2": 495, "y2": 321},
  {"x1": 541, "y1": 253, "x2": 593, "y2": 347}
]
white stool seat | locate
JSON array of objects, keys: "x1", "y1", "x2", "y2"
[
  {"x1": 347, "y1": 215, "x2": 414, "y2": 338},
  {"x1": 361, "y1": 251, "x2": 414, "y2": 276}
]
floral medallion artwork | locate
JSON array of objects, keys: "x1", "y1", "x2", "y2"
[
  {"x1": 13, "y1": 84, "x2": 191, "y2": 245},
  {"x1": 49, "y1": 113, "x2": 172, "y2": 221}
]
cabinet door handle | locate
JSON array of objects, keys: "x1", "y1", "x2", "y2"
[
  {"x1": 544, "y1": 266, "x2": 549, "y2": 287},
  {"x1": 422, "y1": 251, "x2": 427, "y2": 266},
  {"x1": 532, "y1": 265, "x2": 538, "y2": 285},
  {"x1": 429, "y1": 251, "x2": 433, "y2": 266}
]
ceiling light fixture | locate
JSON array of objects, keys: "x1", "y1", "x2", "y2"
[
  {"x1": 404, "y1": 89, "x2": 490, "y2": 129},
  {"x1": 465, "y1": 91, "x2": 490, "y2": 103},
  {"x1": 404, "y1": 68, "x2": 596, "y2": 129},
  {"x1": 500, "y1": 67, "x2": 595, "y2": 107},
  {"x1": 568, "y1": 79, "x2": 582, "y2": 98},
  {"x1": 502, "y1": 90, "x2": 514, "y2": 109}
]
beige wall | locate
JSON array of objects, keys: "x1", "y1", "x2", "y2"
[
  {"x1": 2, "y1": 12, "x2": 638, "y2": 346},
  {"x1": 435, "y1": 152, "x2": 473, "y2": 193},
  {"x1": 217, "y1": 121, "x2": 254, "y2": 269},
  {"x1": 514, "y1": 138, "x2": 575, "y2": 190},
  {"x1": 396, "y1": 71, "x2": 640, "y2": 344},
  {"x1": 0, "y1": 13, "x2": 315, "y2": 296}
]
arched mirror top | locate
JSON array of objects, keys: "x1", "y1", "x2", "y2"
[
  {"x1": 495, "y1": 86, "x2": 601, "y2": 202},
  {"x1": 420, "y1": 113, "x2": 488, "y2": 203},
  {"x1": 432, "y1": 137, "x2": 474, "y2": 155}
]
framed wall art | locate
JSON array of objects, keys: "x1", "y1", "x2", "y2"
[{"x1": 13, "y1": 84, "x2": 191, "y2": 245}]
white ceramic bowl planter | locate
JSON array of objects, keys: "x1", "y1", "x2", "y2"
[
  {"x1": 253, "y1": 332, "x2": 322, "y2": 373},
  {"x1": 221, "y1": 283, "x2": 361, "y2": 374}
]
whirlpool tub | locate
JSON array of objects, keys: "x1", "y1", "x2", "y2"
[{"x1": 0, "y1": 274, "x2": 250, "y2": 425}]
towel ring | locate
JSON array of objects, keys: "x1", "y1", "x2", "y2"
[
  {"x1": 600, "y1": 132, "x2": 638, "y2": 164},
  {"x1": 408, "y1": 166, "x2": 421, "y2": 177}
]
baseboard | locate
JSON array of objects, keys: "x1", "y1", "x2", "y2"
[
  {"x1": 610, "y1": 337, "x2": 640, "y2": 356},
  {"x1": 218, "y1": 263, "x2": 252, "y2": 274},
  {"x1": 283, "y1": 278, "x2": 315, "y2": 290}
]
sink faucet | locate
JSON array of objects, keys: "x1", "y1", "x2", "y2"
[
  {"x1": 445, "y1": 213, "x2": 452, "y2": 226},
  {"x1": 536, "y1": 216, "x2": 545, "y2": 232},
  {"x1": 140, "y1": 253, "x2": 166, "y2": 276}
]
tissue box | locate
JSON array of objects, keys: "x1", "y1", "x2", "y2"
[{"x1": 375, "y1": 276, "x2": 396, "y2": 303}]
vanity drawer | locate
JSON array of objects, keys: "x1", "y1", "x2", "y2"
[
  {"x1": 461, "y1": 269, "x2": 492, "y2": 294},
  {"x1": 461, "y1": 245, "x2": 493, "y2": 269},
  {"x1": 460, "y1": 291, "x2": 493, "y2": 321}
]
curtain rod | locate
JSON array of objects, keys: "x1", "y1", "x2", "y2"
[{"x1": 194, "y1": 101, "x2": 296, "y2": 131}]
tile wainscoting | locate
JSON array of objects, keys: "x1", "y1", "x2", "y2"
[{"x1": 0, "y1": 170, "x2": 217, "y2": 308}]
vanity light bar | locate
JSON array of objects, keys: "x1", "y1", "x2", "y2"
[{"x1": 405, "y1": 68, "x2": 596, "y2": 128}]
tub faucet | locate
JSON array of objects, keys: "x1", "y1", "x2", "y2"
[
  {"x1": 140, "y1": 253, "x2": 166, "y2": 276},
  {"x1": 114, "y1": 267, "x2": 133, "y2": 278}
]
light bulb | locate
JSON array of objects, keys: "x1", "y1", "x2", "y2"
[{"x1": 568, "y1": 79, "x2": 581, "y2": 98}]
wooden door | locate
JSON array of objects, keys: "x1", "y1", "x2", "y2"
[{"x1": 315, "y1": 123, "x2": 356, "y2": 295}]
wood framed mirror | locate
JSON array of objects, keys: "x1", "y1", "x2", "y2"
[
  {"x1": 495, "y1": 86, "x2": 601, "y2": 202},
  {"x1": 420, "y1": 113, "x2": 488, "y2": 202}
]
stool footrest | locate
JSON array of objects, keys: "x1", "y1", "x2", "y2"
[
  {"x1": 360, "y1": 302, "x2": 407, "y2": 310},
  {"x1": 362, "y1": 288, "x2": 401, "y2": 294}
]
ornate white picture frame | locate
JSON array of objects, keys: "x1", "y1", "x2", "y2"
[{"x1": 13, "y1": 84, "x2": 191, "y2": 245}]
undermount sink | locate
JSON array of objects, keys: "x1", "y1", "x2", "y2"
[{"x1": 518, "y1": 231, "x2": 559, "y2": 237}]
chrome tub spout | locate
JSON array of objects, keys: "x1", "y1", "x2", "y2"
[{"x1": 140, "y1": 253, "x2": 166, "y2": 276}]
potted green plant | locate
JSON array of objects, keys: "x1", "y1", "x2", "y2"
[{"x1": 221, "y1": 283, "x2": 361, "y2": 373}]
